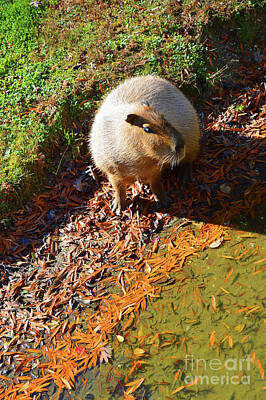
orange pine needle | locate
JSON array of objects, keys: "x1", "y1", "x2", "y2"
[
  {"x1": 211, "y1": 295, "x2": 217, "y2": 311},
  {"x1": 125, "y1": 378, "x2": 145, "y2": 395},
  {"x1": 0, "y1": 375, "x2": 10, "y2": 381},
  {"x1": 224, "y1": 268, "x2": 233, "y2": 282},
  {"x1": 122, "y1": 316, "x2": 135, "y2": 331},
  {"x1": 251, "y1": 352, "x2": 256, "y2": 364},
  {"x1": 220, "y1": 286, "x2": 230, "y2": 294},
  {"x1": 256, "y1": 359, "x2": 264, "y2": 379},
  {"x1": 228, "y1": 335, "x2": 233, "y2": 348},
  {"x1": 171, "y1": 385, "x2": 185, "y2": 394},
  {"x1": 185, "y1": 376, "x2": 200, "y2": 387},
  {"x1": 253, "y1": 267, "x2": 266, "y2": 274},
  {"x1": 174, "y1": 369, "x2": 181, "y2": 382},
  {"x1": 246, "y1": 306, "x2": 260, "y2": 315},
  {"x1": 113, "y1": 369, "x2": 124, "y2": 378},
  {"x1": 241, "y1": 335, "x2": 249, "y2": 343},
  {"x1": 235, "y1": 248, "x2": 250, "y2": 260},
  {"x1": 209, "y1": 331, "x2": 215, "y2": 347},
  {"x1": 253, "y1": 257, "x2": 266, "y2": 265},
  {"x1": 172, "y1": 376, "x2": 199, "y2": 395},
  {"x1": 128, "y1": 362, "x2": 137, "y2": 376},
  {"x1": 235, "y1": 306, "x2": 250, "y2": 313},
  {"x1": 99, "y1": 82, "x2": 104, "y2": 94}
]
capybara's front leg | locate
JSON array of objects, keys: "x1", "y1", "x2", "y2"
[
  {"x1": 108, "y1": 174, "x2": 127, "y2": 214},
  {"x1": 149, "y1": 174, "x2": 170, "y2": 208}
]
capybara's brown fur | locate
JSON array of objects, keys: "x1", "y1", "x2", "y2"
[{"x1": 89, "y1": 75, "x2": 200, "y2": 213}]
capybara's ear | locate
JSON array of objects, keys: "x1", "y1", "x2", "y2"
[{"x1": 126, "y1": 114, "x2": 141, "y2": 126}]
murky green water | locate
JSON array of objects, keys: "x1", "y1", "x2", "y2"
[{"x1": 46, "y1": 211, "x2": 265, "y2": 400}]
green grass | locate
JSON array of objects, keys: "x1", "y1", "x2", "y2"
[
  {"x1": 0, "y1": 0, "x2": 42, "y2": 75},
  {"x1": 0, "y1": 0, "x2": 91, "y2": 214},
  {"x1": 0, "y1": 0, "x2": 265, "y2": 218}
]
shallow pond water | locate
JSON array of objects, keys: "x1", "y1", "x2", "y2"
[{"x1": 45, "y1": 211, "x2": 265, "y2": 400}]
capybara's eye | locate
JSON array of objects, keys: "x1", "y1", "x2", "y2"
[{"x1": 143, "y1": 125, "x2": 153, "y2": 133}]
